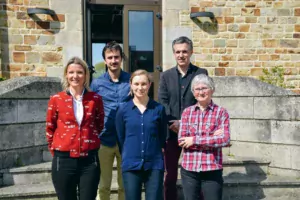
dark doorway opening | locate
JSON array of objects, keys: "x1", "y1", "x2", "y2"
[
  {"x1": 88, "y1": 4, "x2": 123, "y2": 78},
  {"x1": 90, "y1": 4, "x2": 123, "y2": 43}
]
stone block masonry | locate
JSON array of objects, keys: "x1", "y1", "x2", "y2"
[
  {"x1": 0, "y1": 77, "x2": 61, "y2": 169},
  {"x1": 0, "y1": 0, "x2": 83, "y2": 79},
  {"x1": 162, "y1": 0, "x2": 300, "y2": 93},
  {"x1": 213, "y1": 76, "x2": 300, "y2": 177}
]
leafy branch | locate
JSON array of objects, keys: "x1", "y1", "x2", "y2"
[{"x1": 259, "y1": 66, "x2": 294, "y2": 89}]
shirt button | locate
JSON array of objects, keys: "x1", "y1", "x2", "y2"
[
  {"x1": 142, "y1": 141, "x2": 144, "y2": 143},
  {"x1": 141, "y1": 123, "x2": 143, "y2": 125},
  {"x1": 142, "y1": 150, "x2": 144, "y2": 152},
  {"x1": 142, "y1": 133, "x2": 144, "y2": 134}
]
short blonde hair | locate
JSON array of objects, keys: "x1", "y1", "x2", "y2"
[
  {"x1": 62, "y1": 57, "x2": 91, "y2": 91},
  {"x1": 129, "y1": 69, "x2": 152, "y2": 96}
]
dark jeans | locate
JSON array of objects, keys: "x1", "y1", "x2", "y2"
[
  {"x1": 51, "y1": 151, "x2": 100, "y2": 200},
  {"x1": 122, "y1": 169, "x2": 164, "y2": 200},
  {"x1": 181, "y1": 167, "x2": 223, "y2": 200},
  {"x1": 164, "y1": 139, "x2": 182, "y2": 200}
]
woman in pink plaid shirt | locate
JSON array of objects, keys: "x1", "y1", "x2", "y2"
[{"x1": 178, "y1": 74, "x2": 230, "y2": 200}]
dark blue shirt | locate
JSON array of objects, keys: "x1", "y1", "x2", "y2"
[
  {"x1": 115, "y1": 99, "x2": 167, "y2": 172},
  {"x1": 90, "y1": 71, "x2": 131, "y2": 147}
]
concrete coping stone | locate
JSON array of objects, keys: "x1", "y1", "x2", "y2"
[
  {"x1": 0, "y1": 77, "x2": 62, "y2": 99},
  {"x1": 213, "y1": 76, "x2": 298, "y2": 97}
]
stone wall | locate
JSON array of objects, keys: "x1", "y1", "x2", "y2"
[
  {"x1": 0, "y1": 76, "x2": 299, "y2": 178},
  {"x1": 162, "y1": 0, "x2": 300, "y2": 93},
  {"x1": 213, "y1": 76, "x2": 300, "y2": 177},
  {"x1": 0, "y1": 77, "x2": 61, "y2": 169},
  {"x1": 0, "y1": 0, "x2": 83, "y2": 79}
]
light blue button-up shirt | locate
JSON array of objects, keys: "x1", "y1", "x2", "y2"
[{"x1": 90, "y1": 71, "x2": 131, "y2": 147}]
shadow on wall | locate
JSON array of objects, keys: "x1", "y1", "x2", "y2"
[
  {"x1": 196, "y1": 18, "x2": 219, "y2": 35},
  {"x1": 1, "y1": 4, "x2": 8, "y2": 79}
]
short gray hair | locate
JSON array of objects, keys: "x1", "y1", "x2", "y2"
[
  {"x1": 172, "y1": 36, "x2": 193, "y2": 52},
  {"x1": 191, "y1": 74, "x2": 215, "y2": 92}
]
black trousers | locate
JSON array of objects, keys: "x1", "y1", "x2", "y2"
[
  {"x1": 51, "y1": 151, "x2": 100, "y2": 200},
  {"x1": 181, "y1": 167, "x2": 223, "y2": 200}
]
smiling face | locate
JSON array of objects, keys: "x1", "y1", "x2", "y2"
[
  {"x1": 173, "y1": 43, "x2": 193, "y2": 68},
  {"x1": 192, "y1": 83, "x2": 214, "y2": 105},
  {"x1": 66, "y1": 63, "x2": 85, "y2": 89},
  {"x1": 130, "y1": 74, "x2": 151, "y2": 98},
  {"x1": 104, "y1": 49, "x2": 122, "y2": 73}
]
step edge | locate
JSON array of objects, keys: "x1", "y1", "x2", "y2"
[
  {"x1": 2, "y1": 161, "x2": 270, "y2": 174},
  {"x1": 1, "y1": 179, "x2": 300, "y2": 198}
]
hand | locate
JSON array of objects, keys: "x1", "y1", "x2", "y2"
[
  {"x1": 178, "y1": 137, "x2": 194, "y2": 148},
  {"x1": 213, "y1": 129, "x2": 223, "y2": 136},
  {"x1": 169, "y1": 120, "x2": 180, "y2": 133}
]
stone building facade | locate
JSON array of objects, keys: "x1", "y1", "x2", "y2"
[
  {"x1": 163, "y1": 0, "x2": 300, "y2": 93},
  {"x1": 0, "y1": 0, "x2": 83, "y2": 79},
  {"x1": 0, "y1": 0, "x2": 300, "y2": 92}
]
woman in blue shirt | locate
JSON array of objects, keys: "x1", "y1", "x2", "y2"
[{"x1": 115, "y1": 69, "x2": 167, "y2": 200}]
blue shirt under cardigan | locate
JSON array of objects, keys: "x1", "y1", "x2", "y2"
[
  {"x1": 90, "y1": 71, "x2": 131, "y2": 147},
  {"x1": 115, "y1": 99, "x2": 167, "y2": 172}
]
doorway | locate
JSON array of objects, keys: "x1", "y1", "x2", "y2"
[{"x1": 84, "y1": 0, "x2": 162, "y2": 100}]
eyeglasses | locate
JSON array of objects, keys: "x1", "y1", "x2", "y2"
[{"x1": 193, "y1": 87, "x2": 210, "y2": 92}]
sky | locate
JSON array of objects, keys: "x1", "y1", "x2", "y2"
[{"x1": 92, "y1": 43, "x2": 105, "y2": 66}]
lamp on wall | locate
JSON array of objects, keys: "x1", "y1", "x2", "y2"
[
  {"x1": 27, "y1": 8, "x2": 56, "y2": 16},
  {"x1": 190, "y1": 11, "x2": 214, "y2": 24}
]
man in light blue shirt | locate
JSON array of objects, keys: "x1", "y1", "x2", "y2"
[{"x1": 90, "y1": 41, "x2": 130, "y2": 200}]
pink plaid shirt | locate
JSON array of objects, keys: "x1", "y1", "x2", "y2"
[{"x1": 178, "y1": 101, "x2": 230, "y2": 172}]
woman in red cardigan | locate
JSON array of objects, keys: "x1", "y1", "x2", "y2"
[{"x1": 46, "y1": 56, "x2": 104, "y2": 200}]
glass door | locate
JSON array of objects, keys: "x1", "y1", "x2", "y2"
[{"x1": 123, "y1": 5, "x2": 161, "y2": 100}]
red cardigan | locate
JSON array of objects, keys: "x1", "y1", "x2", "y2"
[{"x1": 46, "y1": 90, "x2": 104, "y2": 157}]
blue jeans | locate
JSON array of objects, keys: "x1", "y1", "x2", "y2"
[
  {"x1": 181, "y1": 167, "x2": 223, "y2": 200},
  {"x1": 122, "y1": 169, "x2": 164, "y2": 200}
]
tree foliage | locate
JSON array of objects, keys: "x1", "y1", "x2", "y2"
[{"x1": 93, "y1": 62, "x2": 106, "y2": 78}]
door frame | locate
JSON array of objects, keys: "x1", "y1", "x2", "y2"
[
  {"x1": 123, "y1": 5, "x2": 161, "y2": 100},
  {"x1": 83, "y1": 0, "x2": 161, "y2": 67},
  {"x1": 122, "y1": 5, "x2": 160, "y2": 72},
  {"x1": 88, "y1": 0, "x2": 161, "y2": 6}
]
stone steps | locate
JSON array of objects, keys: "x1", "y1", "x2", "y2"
[
  {"x1": 0, "y1": 155, "x2": 270, "y2": 186},
  {"x1": 1, "y1": 155, "x2": 300, "y2": 199},
  {"x1": 0, "y1": 175, "x2": 300, "y2": 200}
]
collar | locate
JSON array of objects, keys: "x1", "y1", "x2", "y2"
[
  {"x1": 66, "y1": 88, "x2": 87, "y2": 96},
  {"x1": 194, "y1": 100, "x2": 215, "y2": 111},
  {"x1": 176, "y1": 63, "x2": 192, "y2": 75},
  {"x1": 129, "y1": 99, "x2": 155, "y2": 110},
  {"x1": 104, "y1": 70, "x2": 125, "y2": 82}
]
